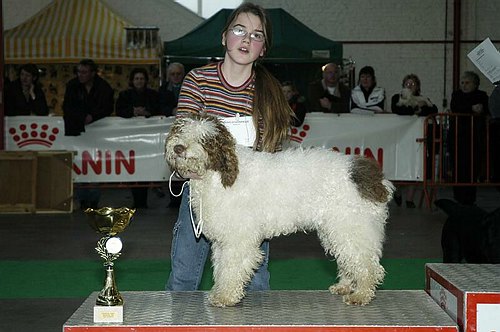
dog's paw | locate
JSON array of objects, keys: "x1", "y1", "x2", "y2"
[
  {"x1": 342, "y1": 290, "x2": 375, "y2": 306},
  {"x1": 329, "y1": 283, "x2": 352, "y2": 295},
  {"x1": 208, "y1": 291, "x2": 241, "y2": 307}
]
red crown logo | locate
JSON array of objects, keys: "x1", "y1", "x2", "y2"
[
  {"x1": 290, "y1": 124, "x2": 310, "y2": 144},
  {"x1": 9, "y1": 123, "x2": 60, "y2": 148}
]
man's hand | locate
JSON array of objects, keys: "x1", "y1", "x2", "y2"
[
  {"x1": 319, "y1": 97, "x2": 332, "y2": 110},
  {"x1": 183, "y1": 172, "x2": 202, "y2": 180}
]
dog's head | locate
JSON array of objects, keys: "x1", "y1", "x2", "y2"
[
  {"x1": 165, "y1": 113, "x2": 239, "y2": 188},
  {"x1": 400, "y1": 88, "x2": 413, "y2": 100},
  {"x1": 396, "y1": 88, "x2": 418, "y2": 108}
]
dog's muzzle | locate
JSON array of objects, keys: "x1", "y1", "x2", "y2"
[{"x1": 167, "y1": 144, "x2": 204, "y2": 180}]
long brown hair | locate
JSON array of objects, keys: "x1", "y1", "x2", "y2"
[{"x1": 222, "y1": 3, "x2": 293, "y2": 152}]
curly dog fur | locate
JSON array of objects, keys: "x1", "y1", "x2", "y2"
[
  {"x1": 165, "y1": 114, "x2": 394, "y2": 307},
  {"x1": 396, "y1": 88, "x2": 433, "y2": 109}
]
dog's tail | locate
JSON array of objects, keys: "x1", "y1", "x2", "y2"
[
  {"x1": 382, "y1": 179, "x2": 396, "y2": 201},
  {"x1": 350, "y1": 156, "x2": 395, "y2": 204}
]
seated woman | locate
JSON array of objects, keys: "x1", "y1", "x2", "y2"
[
  {"x1": 116, "y1": 68, "x2": 161, "y2": 208},
  {"x1": 282, "y1": 81, "x2": 307, "y2": 127},
  {"x1": 391, "y1": 74, "x2": 437, "y2": 116},
  {"x1": 391, "y1": 73, "x2": 438, "y2": 208},
  {"x1": 116, "y1": 67, "x2": 160, "y2": 118},
  {"x1": 5, "y1": 63, "x2": 49, "y2": 116},
  {"x1": 350, "y1": 66, "x2": 385, "y2": 114}
]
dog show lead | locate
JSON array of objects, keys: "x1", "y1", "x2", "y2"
[{"x1": 165, "y1": 3, "x2": 294, "y2": 293}]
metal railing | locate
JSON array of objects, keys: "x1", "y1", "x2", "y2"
[{"x1": 420, "y1": 113, "x2": 499, "y2": 207}]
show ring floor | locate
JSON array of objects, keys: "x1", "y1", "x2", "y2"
[{"x1": 1, "y1": 187, "x2": 499, "y2": 331}]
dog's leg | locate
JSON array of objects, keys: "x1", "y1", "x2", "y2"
[
  {"x1": 343, "y1": 260, "x2": 385, "y2": 306},
  {"x1": 441, "y1": 220, "x2": 463, "y2": 263},
  {"x1": 328, "y1": 272, "x2": 354, "y2": 296},
  {"x1": 318, "y1": 215, "x2": 385, "y2": 306},
  {"x1": 208, "y1": 240, "x2": 263, "y2": 307},
  {"x1": 319, "y1": 234, "x2": 354, "y2": 295}
]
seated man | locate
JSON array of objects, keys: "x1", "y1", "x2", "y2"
[
  {"x1": 62, "y1": 58, "x2": 114, "y2": 136},
  {"x1": 308, "y1": 63, "x2": 350, "y2": 113}
]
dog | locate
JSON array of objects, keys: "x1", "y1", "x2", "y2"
[
  {"x1": 396, "y1": 88, "x2": 433, "y2": 109},
  {"x1": 435, "y1": 199, "x2": 500, "y2": 263},
  {"x1": 165, "y1": 114, "x2": 394, "y2": 307}
]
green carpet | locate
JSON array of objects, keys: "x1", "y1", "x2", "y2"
[{"x1": 0, "y1": 258, "x2": 440, "y2": 299}]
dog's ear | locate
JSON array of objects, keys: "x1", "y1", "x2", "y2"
[
  {"x1": 435, "y1": 198, "x2": 487, "y2": 221},
  {"x1": 204, "y1": 119, "x2": 239, "y2": 188}
]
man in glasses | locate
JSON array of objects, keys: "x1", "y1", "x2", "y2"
[{"x1": 62, "y1": 58, "x2": 114, "y2": 136}]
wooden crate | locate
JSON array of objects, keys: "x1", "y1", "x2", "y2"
[{"x1": 0, "y1": 151, "x2": 73, "y2": 213}]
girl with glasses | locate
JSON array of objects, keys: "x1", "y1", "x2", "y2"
[{"x1": 166, "y1": 3, "x2": 293, "y2": 293}]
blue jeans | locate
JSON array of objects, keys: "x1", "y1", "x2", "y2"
[{"x1": 166, "y1": 184, "x2": 270, "y2": 291}]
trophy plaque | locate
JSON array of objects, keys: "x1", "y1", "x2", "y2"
[{"x1": 85, "y1": 207, "x2": 135, "y2": 323}]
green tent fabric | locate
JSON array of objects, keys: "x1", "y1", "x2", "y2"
[{"x1": 164, "y1": 8, "x2": 342, "y2": 64}]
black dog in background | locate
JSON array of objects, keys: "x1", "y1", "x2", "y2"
[{"x1": 435, "y1": 199, "x2": 500, "y2": 263}]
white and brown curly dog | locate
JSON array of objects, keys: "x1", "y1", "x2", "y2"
[
  {"x1": 396, "y1": 88, "x2": 434, "y2": 109},
  {"x1": 165, "y1": 113, "x2": 394, "y2": 307}
]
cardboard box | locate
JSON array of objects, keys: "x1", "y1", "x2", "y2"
[{"x1": 0, "y1": 151, "x2": 73, "y2": 213}]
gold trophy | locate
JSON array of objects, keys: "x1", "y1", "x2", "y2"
[{"x1": 85, "y1": 207, "x2": 135, "y2": 322}]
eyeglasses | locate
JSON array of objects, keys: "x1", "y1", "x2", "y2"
[{"x1": 229, "y1": 27, "x2": 265, "y2": 43}]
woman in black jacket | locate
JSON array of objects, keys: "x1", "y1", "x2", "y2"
[
  {"x1": 282, "y1": 81, "x2": 307, "y2": 127},
  {"x1": 116, "y1": 68, "x2": 160, "y2": 118},
  {"x1": 5, "y1": 63, "x2": 49, "y2": 116}
]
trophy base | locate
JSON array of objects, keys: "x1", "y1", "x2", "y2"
[{"x1": 93, "y1": 305, "x2": 123, "y2": 323}]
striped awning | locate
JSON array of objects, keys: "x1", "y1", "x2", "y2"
[{"x1": 4, "y1": 0, "x2": 161, "y2": 64}]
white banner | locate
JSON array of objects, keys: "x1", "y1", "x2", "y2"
[
  {"x1": 4, "y1": 114, "x2": 424, "y2": 182},
  {"x1": 291, "y1": 113, "x2": 424, "y2": 181}
]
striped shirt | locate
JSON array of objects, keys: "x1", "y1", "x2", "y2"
[
  {"x1": 177, "y1": 62, "x2": 254, "y2": 117},
  {"x1": 177, "y1": 61, "x2": 265, "y2": 150}
]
